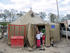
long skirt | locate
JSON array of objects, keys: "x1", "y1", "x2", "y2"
[{"x1": 37, "y1": 39, "x2": 40, "y2": 47}]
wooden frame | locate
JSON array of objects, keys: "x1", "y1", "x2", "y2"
[{"x1": 8, "y1": 24, "x2": 26, "y2": 44}]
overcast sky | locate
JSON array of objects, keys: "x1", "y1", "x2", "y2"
[{"x1": 0, "y1": 0, "x2": 70, "y2": 16}]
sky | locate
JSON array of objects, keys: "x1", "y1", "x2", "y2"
[{"x1": 0, "y1": 0, "x2": 70, "y2": 16}]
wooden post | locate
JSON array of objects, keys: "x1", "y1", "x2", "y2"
[
  {"x1": 45, "y1": 24, "x2": 50, "y2": 47},
  {"x1": 66, "y1": 26, "x2": 68, "y2": 40},
  {"x1": 64, "y1": 20, "x2": 68, "y2": 40}
]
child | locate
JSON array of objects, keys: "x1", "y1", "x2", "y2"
[
  {"x1": 36, "y1": 31, "x2": 41, "y2": 48},
  {"x1": 42, "y1": 34, "x2": 45, "y2": 47}
]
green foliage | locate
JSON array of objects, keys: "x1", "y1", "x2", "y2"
[
  {"x1": 50, "y1": 13, "x2": 56, "y2": 23},
  {"x1": 42, "y1": 28, "x2": 45, "y2": 33},
  {"x1": 40, "y1": 12, "x2": 46, "y2": 19},
  {"x1": 0, "y1": 22, "x2": 9, "y2": 26}
]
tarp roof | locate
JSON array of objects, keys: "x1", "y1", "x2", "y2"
[{"x1": 11, "y1": 10, "x2": 45, "y2": 25}]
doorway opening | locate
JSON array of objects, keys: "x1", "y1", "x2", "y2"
[{"x1": 36, "y1": 25, "x2": 46, "y2": 46}]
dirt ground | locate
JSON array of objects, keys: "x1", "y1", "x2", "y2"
[{"x1": 0, "y1": 38, "x2": 70, "y2": 53}]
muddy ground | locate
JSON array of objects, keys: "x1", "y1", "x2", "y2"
[{"x1": 0, "y1": 38, "x2": 70, "y2": 53}]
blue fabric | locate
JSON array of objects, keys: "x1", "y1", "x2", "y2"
[{"x1": 51, "y1": 25, "x2": 55, "y2": 29}]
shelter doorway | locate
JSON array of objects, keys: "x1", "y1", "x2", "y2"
[
  {"x1": 37, "y1": 25, "x2": 45, "y2": 33},
  {"x1": 36, "y1": 25, "x2": 46, "y2": 45}
]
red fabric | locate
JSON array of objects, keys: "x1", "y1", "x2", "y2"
[
  {"x1": 11, "y1": 36, "x2": 24, "y2": 47},
  {"x1": 37, "y1": 40, "x2": 40, "y2": 47},
  {"x1": 42, "y1": 35, "x2": 45, "y2": 45},
  {"x1": 42, "y1": 35, "x2": 45, "y2": 40}
]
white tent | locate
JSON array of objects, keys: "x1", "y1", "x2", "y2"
[{"x1": 11, "y1": 10, "x2": 45, "y2": 25}]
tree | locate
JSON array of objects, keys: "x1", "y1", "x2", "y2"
[
  {"x1": 10, "y1": 9, "x2": 19, "y2": 22},
  {"x1": 39, "y1": 12, "x2": 46, "y2": 19},
  {"x1": 49, "y1": 13, "x2": 56, "y2": 23},
  {"x1": 66, "y1": 14, "x2": 70, "y2": 20},
  {"x1": 3, "y1": 14, "x2": 7, "y2": 22},
  {"x1": 4, "y1": 9, "x2": 10, "y2": 22}
]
